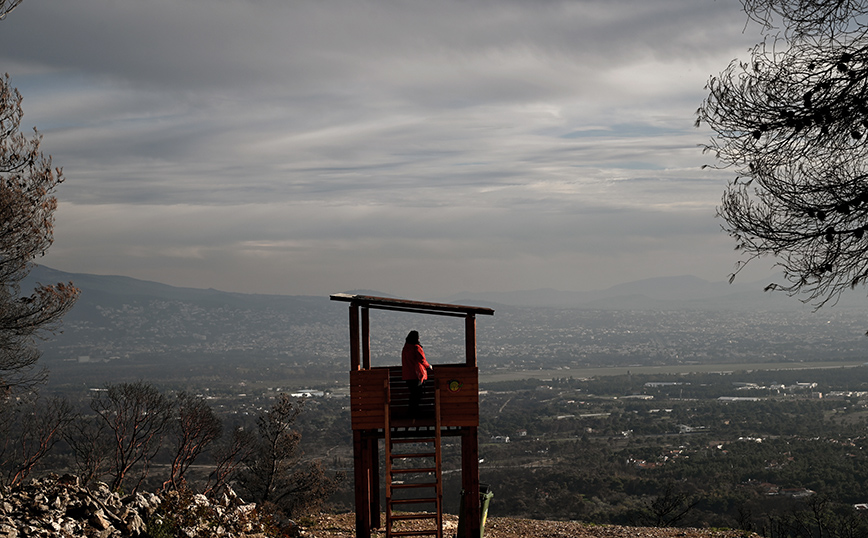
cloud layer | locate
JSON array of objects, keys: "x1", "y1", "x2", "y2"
[{"x1": 0, "y1": 0, "x2": 770, "y2": 297}]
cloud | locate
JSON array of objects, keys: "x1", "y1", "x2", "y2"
[{"x1": 2, "y1": 0, "x2": 771, "y2": 296}]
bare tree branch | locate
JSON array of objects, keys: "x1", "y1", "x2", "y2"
[
  {"x1": 699, "y1": 0, "x2": 868, "y2": 312},
  {"x1": 164, "y1": 392, "x2": 222, "y2": 491},
  {"x1": 0, "y1": 0, "x2": 22, "y2": 20}
]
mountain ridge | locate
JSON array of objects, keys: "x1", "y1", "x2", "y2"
[
  {"x1": 23, "y1": 265, "x2": 868, "y2": 311},
  {"x1": 443, "y1": 274, "x2": 838, "y2": 310}
]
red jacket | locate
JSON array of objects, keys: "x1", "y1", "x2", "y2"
[{"x1": 402, "y1": 343, "x2": 431, "y2": 382}]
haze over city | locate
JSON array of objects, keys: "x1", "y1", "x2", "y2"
[{"x1": 0, "y1": 0, "x2": 775, "y2": 298}]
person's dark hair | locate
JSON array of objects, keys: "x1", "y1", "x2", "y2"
[{"x1": 405, "y1": 330, "x2": 420, "y2": 345}]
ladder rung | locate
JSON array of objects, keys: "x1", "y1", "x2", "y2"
[
  {"x1": 391, "y1": 513, "x2": 437, "y2": 521},
  {"x1": 391, "y1": 437, "x2": 435, "y2": 444},
  {"x1": 389, "y1": 420, "x2": 436, "y2": 428},
  {"x1": 392, "y1": 482, "x2": 436, "y2": 489},
  {"x1": 390, "y1": 530, "x2": 440, "y2": 537},
  {"x1": 391, "y1": 468, "x2": 436, "y2": 474},
  {"x1": 391, "y1": 452, "x2": 435, "y2": 459},
  {"x1": 390, "y1": 497, "x2": 437, "y2": 505}
]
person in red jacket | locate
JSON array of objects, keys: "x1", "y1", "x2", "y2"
[{"x1": 402, "y1": 330, "x2": 432, "y2": 417}]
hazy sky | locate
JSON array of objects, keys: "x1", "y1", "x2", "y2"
[{"x1": 0, "y1": 0, "x2": 771, "y2": 298}]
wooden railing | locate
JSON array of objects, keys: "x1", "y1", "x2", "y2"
[{"x1": 350, "y1": 365, "x2": 478, "y2": 430}]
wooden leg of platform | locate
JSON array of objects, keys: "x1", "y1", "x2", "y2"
[
  {"x1": 369, "y1": 436, "x2": 380, "y2": 529},
  {"x1": 461, "y1": 427, "x2": 481, "y2": 538},
  {"x1": 353, "y1": 430, "x2": 371, "y2": 538}
]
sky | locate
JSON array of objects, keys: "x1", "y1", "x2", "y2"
[{"x1": 0, "y1": 0, "x2": 773, "y2": 298}]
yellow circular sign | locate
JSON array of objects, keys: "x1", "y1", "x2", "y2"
[{"x1": 448, "y1": 380, "x2": 462, "y2": 392}]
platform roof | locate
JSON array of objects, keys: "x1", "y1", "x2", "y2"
[{"x1": 330, "y1": 293, "x2": 494, "y2": 318}]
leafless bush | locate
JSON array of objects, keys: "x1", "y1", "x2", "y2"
[
  {"x1": 91, "y1": 382, "x2": 172, "y2": 492},
  {"x1": 163, "y1": 391, "x2": 222, "y2": 491},
  {"x1": 237, "y1": 394, "x2": 342, "y2": 517},
  {"x1": 0, "y1": 396, "x2": 74, "y2": 486},
  {"x1": 63, "y1": 411, "x2": 112, "y2": 486},
  {"x1": 205, "y1": 426, "x2": 256, "y2": 496}
]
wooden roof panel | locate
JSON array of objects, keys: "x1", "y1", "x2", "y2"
[{"x1": 330, "y1": 293, "x2": 494, "y2": 317}]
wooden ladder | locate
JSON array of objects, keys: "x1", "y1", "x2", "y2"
[{"x1": 384, "y1": 379, "x2": 443, "y2": 538}]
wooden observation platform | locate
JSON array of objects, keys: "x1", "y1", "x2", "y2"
[{"x1": 330, "y1": 294, "x2": 495, "y2": 538}]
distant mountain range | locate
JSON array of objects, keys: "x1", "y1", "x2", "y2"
[
  {"x1": 444, "y1": 274, "x2": 868, "y2": 311},
  {"x1": 22, "y1": 265, "x2": 868, "y2": 312},
  {"x1": 23, "y1": 265, "x2": 335, "y2": 327},
  {"x1": 20, "y1": 265, "x2": 868, "y2": 370}
]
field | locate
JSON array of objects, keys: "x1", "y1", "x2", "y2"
[{"x1": 479, "y1": 360, "x2": 866, "y2": 383}]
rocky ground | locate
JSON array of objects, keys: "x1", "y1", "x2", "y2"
[
  {"x1": 301, "y1": 512, "x2": 757, "y2": 538},
  {"x1": 0, "y1": 475, "x2": 757, "y2": 538},
  {"x1": 0, "y1": 474, "x2": 284, "y2": 538}
]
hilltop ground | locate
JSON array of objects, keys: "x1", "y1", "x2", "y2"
[{"x1": 302, "y1": 512, "x2": 756, "y2": 538}]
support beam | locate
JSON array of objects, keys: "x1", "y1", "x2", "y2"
[
  {"x1": 465, "y1": 314, "x2": 477, "y2": 367},
  {"x1": 362, "y1": 306, "x2": 371, "y2": 370},
  {"x1": 349, "y1": 304, "x2": 360, "y2": 371},
  {"x1": 353, "y1": 430, "x2": 372, "y2": 538},
  {"x1": 461, "y1": 427, "x2": 481, "y2": 538},
  {"x1": 369, "y1": 436, "x2": 380, "y2": 529}
]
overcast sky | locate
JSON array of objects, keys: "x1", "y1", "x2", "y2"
[{"x1": 0, "y1": 0, "x2": 772, "y2": 298}]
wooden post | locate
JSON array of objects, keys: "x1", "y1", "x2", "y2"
[
  {"x1": 369, "y1": 437, "x2": 380, "y2": 529},
  {"x1": 350, "y1": 304, "x2": 360, "y2": 371},
  {"x1": 353, "y1": 430, "x2": 372, "y2": 538},
  {"x1": 362, "y1": 306, "x2": 371, "y2": 370},
  {"x1": 461, "y1": 427, "x2": 481, "y2": 538},
  {"x1": 465, "y1": 314, "x2": 477, "y2": 367}
]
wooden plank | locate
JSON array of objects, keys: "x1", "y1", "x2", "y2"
[
  {"x1": 351, "y1": 409, "x2": 385, "y2": 417},
  {"x1": 351, "y1": 394, "x2": 388, "y2": 402},
  {"x1": 356, "y1": 417, "x2": 478, "y2": 430},
  {"x1": 441, "y1": 412, "x2": 478, "y2": 419},
  {"x1": 440, "y1": 404, "x2": 478, "y2": 413},
  {"x1": 440, "y1": 393, "x2": 478, "y2": 403},
  {"x1": 352, "y1": 410, "x2": 386, "y2": 418},
  {"x1": 330, "y1": 293, "x2": 495, "y2": 317},
  {"x1": 350, "y1": 378, "x2": 383, "y2": 388},
  {"x1": 440, "y1": 419, "x2": 477, "y2": 428},
  {"x1": 354, "y1": 420, "x2": 385, "y2": 430}
]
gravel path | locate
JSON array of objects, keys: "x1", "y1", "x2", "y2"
[{"x1": 301, "y1": 513, "x2": 757, "y2": 538}]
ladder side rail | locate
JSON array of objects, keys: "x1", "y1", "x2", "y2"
[
  {"x1": 434, "y1": 382, "x2": 443, "y2": 538},
  {"x1": 386, "y1": 372, "x2": 444, "y2": 538},
  {"x1": 384, "y1": 379, "x2": 394, "y2": 537}
]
